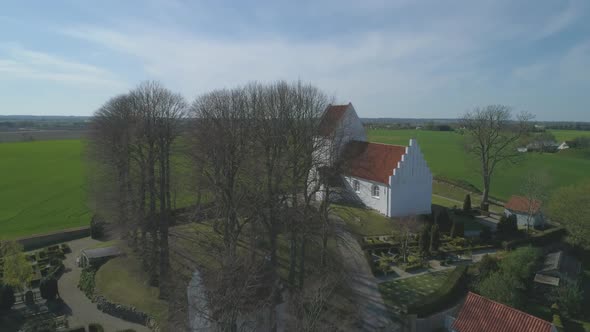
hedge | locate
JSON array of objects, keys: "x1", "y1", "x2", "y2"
[
  {"x1": 364, "y1": 250, "x2": 380, "y2": 276},
  {"x1": 66, "y1": 327, "x2": 86, "y2": 332},
  {"x1": 504, "y1": 227, "x2": 566, "y2": 250},
  {"x1": 89, "y1": 323, "x2": 104, "y2": 332},
  {"x1": 78, "y1": 268, "x2": 96, "y2": 298},
  {"x1": 552, "y1": 314, "x2": 564, "y2": 331},
  {"x1": 406, "y1": 265, "x2": 468, "y2": 317}
]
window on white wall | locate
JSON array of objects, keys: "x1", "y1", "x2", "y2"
[
  {"x1": 353, "y1": 180, "x2": 360, "y2": 193},
  {"x1": 372, "y1": 185, "x2": 380, "y2": 198}
]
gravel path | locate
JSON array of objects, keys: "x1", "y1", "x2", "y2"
[
  {"x1": 333, "y1": 215, "x2": 400, "y2": 332},
  {"x1": 58, "y1": 237, "x2": 150, "y2": 332}
]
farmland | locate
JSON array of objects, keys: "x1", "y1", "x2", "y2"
[
  {"x1": 550, "y1": 129, "x2": 590, "y2": 142},
  {"x1": 0, "y1": 140, "x2": 90, "y2": 239},
  {"x1": 369, "y1": 129, "x2": 590, "y2": 201},
  {"x1": 1, "y1": 129, "x2": 589, "y2": 240}
]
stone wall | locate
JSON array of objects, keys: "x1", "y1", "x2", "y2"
[
  {"x1": 17, "y1": 226, "x2": 90, "y2": 251},
  {"x1": 93, "y1": 295, "x2": 159, "y2": 331}
]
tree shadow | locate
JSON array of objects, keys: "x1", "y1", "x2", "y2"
[{"x1": 46, "y1": 298, "x2": 73, "y2": 316}]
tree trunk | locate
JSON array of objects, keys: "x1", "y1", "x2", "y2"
[
  {"x1": 159, "y1": 145, "x2": 169, "y2": 297},
  {"x1": 165, "y1": 142, "x2": 172, "y2": 213},
  {"x1": 481, "y1": 175, "x2": 490, "y2": 210},
  {"x1": 148, "y1": 146, "x2": 158, "y2": 286},
  {"x1": 298, "y1": 236, "x2": 306, "y2": 288},
  {"x1": 288, "y1": 232, "x2": 297, "y2": 286}
]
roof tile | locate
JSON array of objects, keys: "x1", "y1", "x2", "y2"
[
  {"x1": 505, "y1": 195, "x2": 542, "y2": 214},
  {"x1": 452, "y1": 292, "x2": 554, "y2": 332},
  {"x1": 341, "y1": 140, "x2": 406, "y2": 184},
  {"x1": 318, "y1": 104, "x2": 349, "y2": 136}
]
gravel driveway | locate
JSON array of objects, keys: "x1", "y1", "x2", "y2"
[
  {"x1": 333, "y1": 215, "x2": 400, "y2": 332},
  {"x1": 58, "y1": 237, "x2": 150, "y2": 332}
]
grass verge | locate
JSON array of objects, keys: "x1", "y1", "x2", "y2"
[{"x1": 94, "y1": 253, "x2": 168, "y2": 328}]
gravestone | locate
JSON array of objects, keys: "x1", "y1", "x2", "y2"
[{"x1": 24, "y1": 290, "x2": 35, "y2": 306}]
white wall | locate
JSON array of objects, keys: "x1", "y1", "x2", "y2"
[
  {"x1": 388, "y1": 139, "x2": 432, "y2": 217},
  {"x1": 505, "y1": 210, "x2": 544, "y2": 228},
  {"x1": 331, "y1": 105, "x2": 367, "y2": 156},
  {"x1": 344, "y1": 176, "x2": 389, "y2": 215}
]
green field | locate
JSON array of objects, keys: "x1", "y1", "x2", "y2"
[
  {"x1": 369, "y1": 129, "x2": 590, "y2": 201},
  {"x1": 0, "y1": 140, "x2": 90, "y2": 239},
  {"x1": 550, "y1": 129, "x2": 590, "y2": 142},
  {"x1": 1, "y1": 129, "x2": 589, "y2": 239}
]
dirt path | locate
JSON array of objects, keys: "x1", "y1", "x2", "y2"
[
  {"x1": 333, "y1": 215, "x2": 400, "y2": 332},
  {"x1": 58, "y1": 237, "x2": 150, "y2": 332}
]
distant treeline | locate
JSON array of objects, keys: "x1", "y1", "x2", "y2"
[
  {"x1": 0, "y1": 118, "x2": 89, "y2": 131},
  {"x1": 544, "y1": 122, "x2": 590, "y2": 131},
  {"x1": 363, "y1": 119, "x2": 457, "y2": 131},
  {"x1": 363, "y1": 118, "x2": 590, "y2": 132}
]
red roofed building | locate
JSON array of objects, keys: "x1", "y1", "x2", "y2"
[
  {"x1": 449, "y1": 292, "x2": 556, "y2": 332},
  {"x1": 504, "y1": 195, "x2": 545, "y2": 228},
  {"x1": 317, "y1": 103, "x2": 432, "y2": 217}
]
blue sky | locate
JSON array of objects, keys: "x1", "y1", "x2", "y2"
[{"x1": 0, "y1": 0, "x2": 589, "y2": 121}]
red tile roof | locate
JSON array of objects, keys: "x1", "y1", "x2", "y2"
[
  {"x1": 341, "y1": 140, "x2": 407, "y2": 184},
  {"x1": 505, "y1": 195, "x2": 542, "y2": 214},
  {"x1": 452, "y1": 292, "x2": 554, "y2": 332},
  {"x1": 318, "y1": 104, "x2": 350, "y2": 136}
]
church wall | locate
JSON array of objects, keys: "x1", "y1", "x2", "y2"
[
  {"x1": 388, "y1": 139, "x2": 433, "y2": 217},
  {"x1": 344, "y1": 176, "x2": 389, "y2": 215}
]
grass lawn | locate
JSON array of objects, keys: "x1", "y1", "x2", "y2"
[
  {"x1": 0, "y1": 140, "x2": 90, "y2": 239},
  {"x1": 431, "y1": 195, "x2": 458, "y2": 209},
  {"x1": 433, "y1": 181, "x2": 504, "y2": 213},
  {"x1": 170, "y1": 221, "x2": 339, "y2": 281},
  {"x1": 331, "y1": 203, "x2": 397, "y2": 236},
  {"x1": 369, "y1": 129, "x2": 590, "y2": 201},
  {"x1": 378, "y1": 269, "x2": 452, "y2": 311},
  {"x1": 0, "y1": 139, "x2": 199, "y2": 240},
  {"x1": 94, "y1": 253, "x2": 169, "y2": 328},
  {"x1": 549, "y1": 129, "x2": 590, "y2": 142}
]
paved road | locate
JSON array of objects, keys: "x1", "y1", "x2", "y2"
[
  {"x1": 333, "y1": 215, "x2": 400, "y2": 332},
  {"x1": 58, "y1": 237, "x2": 150, "y2": 332}
]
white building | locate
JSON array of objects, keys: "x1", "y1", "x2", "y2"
[
  {"x1": 557, "y1": 141, "x2": 570, "y2": 150},
  {"x1": 317, "y1": 103, "x2": 432, "y2": 217},
  {"x1": 504, "y1": 195, "x2": 545, "y2": 228}
]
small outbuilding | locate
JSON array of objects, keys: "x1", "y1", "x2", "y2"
[
  {"x1": 80, "y1": 246, "x2": 123, "y2": 268},
  {"x1": 557, "y1": 142, "x2": 569, "y2": 150},
  {"x1": 504, "y1": 195, "x2": 544, "y2": 228},
  {"x1": 534, "y1": 251, "x2": 581, "y2": 287}
]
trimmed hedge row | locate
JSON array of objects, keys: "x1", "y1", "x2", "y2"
[
  {"x1": 440, "y1": 244, "x2": 495, "y2": 255},
  {"x1": 78, "y1": 268, "x2": 96, "y2": 298},
  {"x1": 406, "y1": 265, "x2": 468, "y2": 317},
  {"x1": 504, "y1": 227, "x2": 565, "y2": 250}
]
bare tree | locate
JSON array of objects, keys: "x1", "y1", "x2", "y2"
[
  {"x1": 154, "y1": 86, "x2": 187, "y2": 296},
  {"x1": 88, "y1": 81, "x2": 187, "y2": 294},
  {"x1": 395, "y1": 216, "x2": 421, "y2": 264},
  {"x1": 520, "y1": 171, "x2": 550, "y2": 234},
  {"x1": 87, "y1": 94, "x2": 135, "y2": 226},
  {"x1": 461, "y1": 105, "x2": 532, "y2": 209},
  {"x1": 190, "y1": 87, "x2": 254, "y2": 259}
]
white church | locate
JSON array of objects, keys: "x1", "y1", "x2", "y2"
[{"x1": 317, "y1": 103, "x2": 432, "y2": 218}]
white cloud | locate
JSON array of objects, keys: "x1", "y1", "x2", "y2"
[
  {"x1": 55, "y1": 0, "x2": 589, "y2": 119},
  {"x1": 534, "y1": 0, "x2": 583, "y2": 40},
  {"x1": 0, "y1": 44, "x2": 125, "y2": 87}
]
